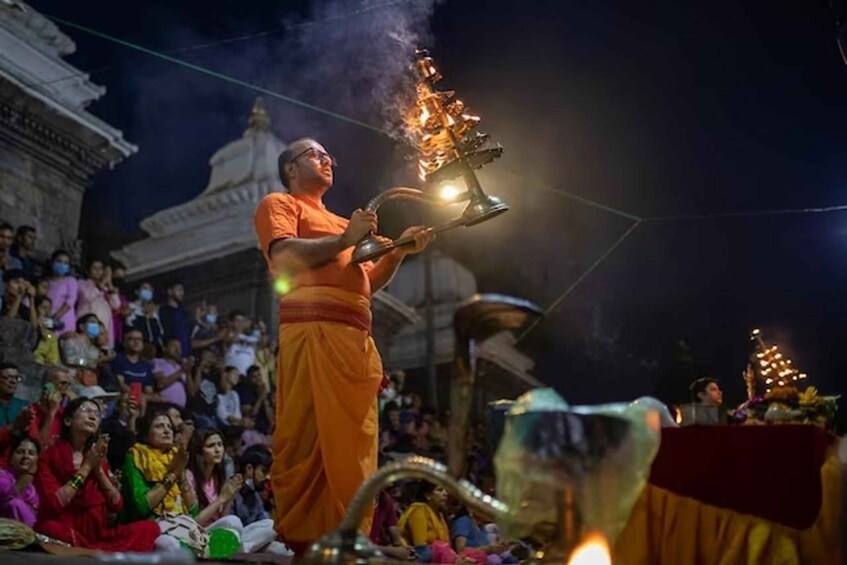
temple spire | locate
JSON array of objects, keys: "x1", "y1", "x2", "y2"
[{"x1": 244, "y1": 97, "x2": 270, "y2": 135}]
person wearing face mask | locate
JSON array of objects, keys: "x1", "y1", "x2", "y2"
[
  {"x1": 126, "y1": 282, "x2": 164, "y2": 353},
  {"x1": 60, "y1": 314, "x2": 109, "y2": 387},
  {"x1": 45, "y1": 249, "x2": 77, "y2": 338},
  {"x1": 190, "y1": 301, "x2": 225, "y2": 356},
  {"x1": 76, "y1": 259, "x2": 121, "y2": 350},
  {"x1": 61, "y1": 314, "x2": 105, "y2": 364},
  {"x1": 0, "y1": 435, "x2": 40, "y2": 527},
  {"x1": 232, "y1": 445, "x2": 272, "y2": 526}
]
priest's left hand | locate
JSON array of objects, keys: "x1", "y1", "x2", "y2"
[{"x1": 397, "y1": 226, "x2": 435, "y2": 256}]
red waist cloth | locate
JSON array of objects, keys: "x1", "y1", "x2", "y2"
[
  {"x1": 279, "y1": 298, "x2": 371, "y2": 333},
  {"x1": 649, "y1": 425, "x2": 835, "y2": 530}
]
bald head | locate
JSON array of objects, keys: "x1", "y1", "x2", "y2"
[{"x1": 278, "y1": 138, "x2": 319, "y2": 187}]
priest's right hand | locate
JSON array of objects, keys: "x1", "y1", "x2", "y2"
[{"x1": 342, "y1": 209, "x2": 378, "y2": 247}]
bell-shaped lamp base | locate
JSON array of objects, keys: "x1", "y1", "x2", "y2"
[
  {"x1": 461, "y1": 194, "x2": 509, "y2": 227},
  {"x1": 352, "y1": 235, "x2": 392, "y2": 264},
  {"x1": 305, "y1": 530, "x2": 382, "y2": 564}
]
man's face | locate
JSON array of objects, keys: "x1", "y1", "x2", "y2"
[
  {"x1": 0, "y1": 368, "x2": 19, "y2": 396},
  {"x1": 124, "y1": 331, "x2": 144, "y2": 354},
  {"x1": 287, "y1": 140, "x2": 334, "y2": 190},
  {"x1": 50, "y1": 370, "x2": 72, "y2": 397},
  {"x1": 20, "y1": 230, "x2": 36, "y2": 251},
  {"x1": 169, "y1": 284, "x2": 184, "y2": 302},
  {"x1": 0, "y1": 229, "x2": 12, "y2": 253},
  {"x1": 699, "y1": 382, "x2": 723, "y2": 406},
  {"x1": 248, "y1": 368, "x2": 262, "y2": 386}
]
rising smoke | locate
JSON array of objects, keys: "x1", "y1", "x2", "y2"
[
  {"x1": 277, "y1": 0, "x2": 443, "y2": 140},
  {"x1": 110, "y1": 0, "x2": 444, "y2": 221}
]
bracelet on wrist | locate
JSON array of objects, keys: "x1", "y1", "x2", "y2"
[{"x1": 67, "y1": 473, "x2": 84, "y2": 490}]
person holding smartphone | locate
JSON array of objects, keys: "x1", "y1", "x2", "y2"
[{"x1": 111, "y1": 329, "x2": 157, "y2": 407}]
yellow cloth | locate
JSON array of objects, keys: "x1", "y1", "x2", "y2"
[
  {"x1": 255, "y1": 346, "x2": 275, "y2": 390},
  {"x1": 615, "y1": 451, "x2": 842, "y2": 564},
  {"x1": 270, "y1": 286, "x2": 382, "y2": 546},
  {"x1": 34, "y1": 329, "x2": 60, "y2": 365},
  {"x1": 398, "y1": 502, "x2": 450, "y2": 547},
  {"x1": 128, "y1": 443, "x2": 184, "y2": 515}
]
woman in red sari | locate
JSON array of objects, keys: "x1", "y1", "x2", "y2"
[{"x1": 34, "y1": 397, "x2": 160, "y2": 551}]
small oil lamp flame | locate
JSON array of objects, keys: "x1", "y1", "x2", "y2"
[{"x1": 566, "y1": 533, "x2": 612, "y2": 565}]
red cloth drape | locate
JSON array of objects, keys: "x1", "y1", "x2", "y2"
[{"x1": 649, "y1": 425, "x2": 834, "y2": 529}]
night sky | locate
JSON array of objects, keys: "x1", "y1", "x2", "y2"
[{"x1": 28, "y1": 0, "x2": 847, "y2": 413}]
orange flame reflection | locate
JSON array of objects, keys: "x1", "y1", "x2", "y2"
[{"x1": 566, "y1": 533, "x2": 611, "y2": 565}]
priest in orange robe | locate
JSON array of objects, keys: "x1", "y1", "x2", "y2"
[{"x1": 254, "y1": 138, "x2": 434, "y2": 552}]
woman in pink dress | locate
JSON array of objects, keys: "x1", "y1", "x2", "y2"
[
  {"x1": 46, "y1": 250, "x2": 78, "y2": 338},
  {"x1": 0, "y1": 435, "x2": 40, "y2": 526},
  {"x1": 76, "y1": 259, "x2": 121, "y2": 349}
]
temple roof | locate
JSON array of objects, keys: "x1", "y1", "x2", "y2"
[
  {"x1": 0, "y1": 1, "x2": 136, "y2": 166},
  {"x1": 113, "y1": 98, "x2": 286, "y2": 275}
]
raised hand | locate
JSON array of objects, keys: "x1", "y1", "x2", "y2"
[
  {"x1": 168, "y1": 445, "x2": 190, "y2": 475},
  {"x1": 342, "y1": 209, "x2": 378, "y2": 246},
  {"x1": 396, "y1": 226, "x2": 435, "y2": 256},
  {"x1": 44, "y1": 389, "x2": 62, "y2": 415},
  {"x1": 13, "y1": 407, "x2": 33, "y2": 433},
  {"x1": 220, "y1": 474, "x2": 243, "y2": 502},
  {"x1": 83, "y1": 434, "x2": 109, "y2": 470}
]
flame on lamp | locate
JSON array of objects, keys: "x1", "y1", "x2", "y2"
[
  {"x1": 567, "y1": 533, "x2": 612, "y2": 565},
  {"x1": 439, "y1": 184, "x2": 461, "y2": 202}
]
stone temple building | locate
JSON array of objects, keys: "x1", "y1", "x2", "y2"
[
  {"x1": 0, "y1": 3, "x2": 136, "y2": 257},
  {"x1": 0, "y1": 2, "x2": 135, "y2": 400}
]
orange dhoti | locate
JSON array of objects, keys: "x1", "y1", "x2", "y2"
[{"x1": 270, "y1": 286, "x2": 383, "y2": 548}]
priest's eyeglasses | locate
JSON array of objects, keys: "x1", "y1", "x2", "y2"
[{"x1": 290, "y1": 147, "x2": 337, "y2": 168}]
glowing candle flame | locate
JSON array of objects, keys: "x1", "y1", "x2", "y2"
[
  {"x1": 567, "y1": 533, "x2": 612, "y2": 565},
  {"x1": 439, "y1": 184, "x2": 461, "y2": 201}
]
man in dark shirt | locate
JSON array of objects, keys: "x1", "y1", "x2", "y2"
[
  {"x1": 237, "y1": 365, "x2": 272, "y2": 435},
  {"x1": 158, "y1": 281, "x2": 190, "y2": 357},
  {"x1": 111, "y1": 328, "x2": 156, "y2": 401},
  {"x1": 11, "y1": 226, "x2": 39, "y2": 281}
]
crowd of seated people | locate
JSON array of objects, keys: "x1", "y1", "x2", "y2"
[
  {"x1": 0, "y1": 220, "x2": 518, "y2": 560},
  {"x1": 0, "y1": 221, "x2": 284, "y2": 556}
]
